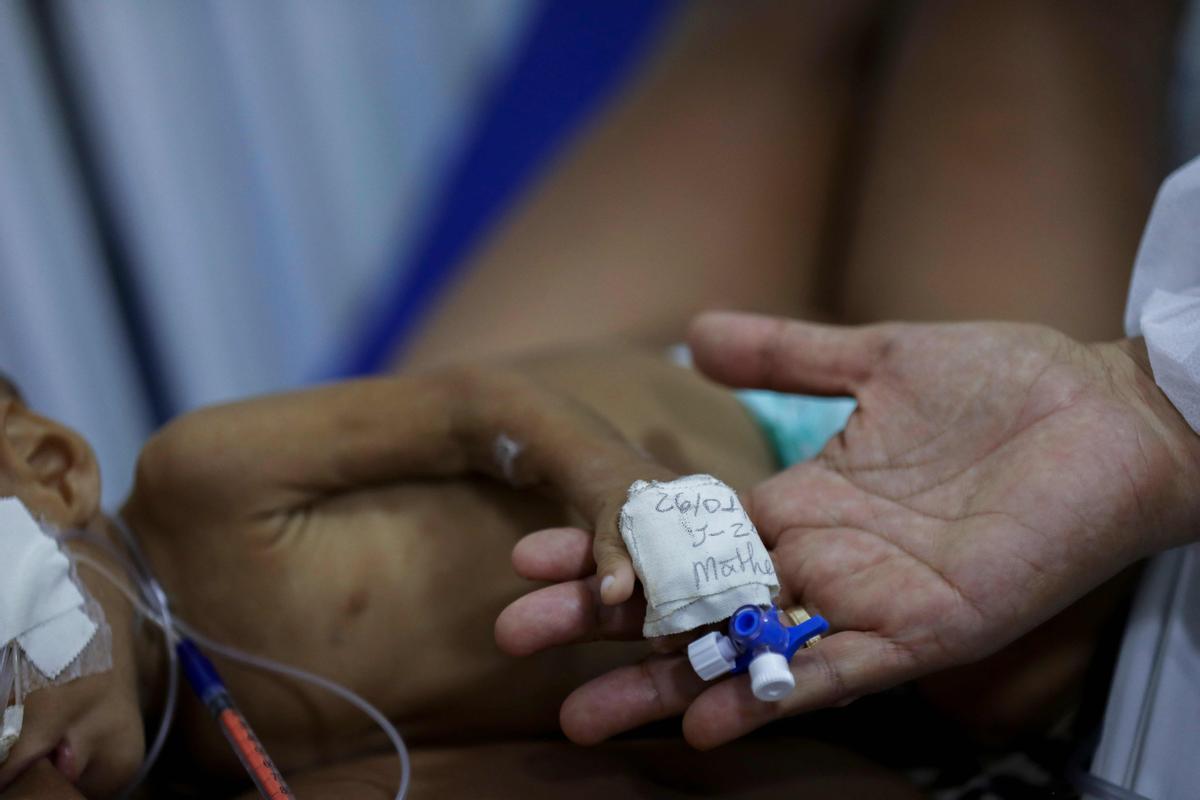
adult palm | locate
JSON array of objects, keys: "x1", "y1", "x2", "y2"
[{"x1": 497, "y1": 313, "x2": 1200, "y2": 749}]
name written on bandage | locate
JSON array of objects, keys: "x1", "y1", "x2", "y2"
[{"x1": 693, "y1": 541, "x2": 775, "y2": 590}]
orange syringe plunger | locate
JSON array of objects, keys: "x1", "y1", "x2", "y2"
[
  {"x1": 178, "y1": 639, "x2": 294, "y2": 800},
  {"x1": 215, "y1": 703, "x2": 294, "y2": 800}
]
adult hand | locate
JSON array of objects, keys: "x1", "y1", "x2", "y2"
[{"x1": 497, "y1": 312, "x2": 1200, "y2": 748}]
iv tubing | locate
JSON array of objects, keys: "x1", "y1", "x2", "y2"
[
  {"x1": 58, "y1": 530, "x2": 178, "y2": 800},
  {"x1": 177, "y1": 620, "x2": 411, "y2": 800},
  {"x1": 68, "y1": 545, "x2": 411, "y2": 800}
]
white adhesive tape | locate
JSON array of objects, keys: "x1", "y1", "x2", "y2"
[
  {"x1": 0, "y1": 705, "x2": 23, "y2": 762},
  {"x1": 0, "y1": 497, "x2": 110, "y2": 764}
]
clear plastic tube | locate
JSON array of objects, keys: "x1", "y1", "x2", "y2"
[
  {"x1": 56, "y1": 531, "x2": 178, "y2": 799},
  {"x1": 176, "y1": 620, "x2": 411, "y2": 800},
  {"x1": 120, "y1": 585, "x2": 178, "y2": 800},
  {"x1": 69, "y1": 549, "x2": 410, "y2": 799}
]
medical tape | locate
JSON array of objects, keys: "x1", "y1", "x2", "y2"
[{"x1": 0, "y1": 497, "x2": 112, "y2": 763}]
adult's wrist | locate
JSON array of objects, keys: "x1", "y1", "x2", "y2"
[{"x1": 1099, "y1": 337, "x2": 1200, "y2": 552}]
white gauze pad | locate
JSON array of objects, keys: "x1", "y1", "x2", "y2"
[
  {"x1": 620, "y1": 474, "x2": 779, "y2": 637},
  {"x1": 0, "y1": 498, "x2": 98, "y2": 679}
]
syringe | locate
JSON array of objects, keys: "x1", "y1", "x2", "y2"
[{"x1": 177, "y1": 639, "x2": 295, "y2": 800}]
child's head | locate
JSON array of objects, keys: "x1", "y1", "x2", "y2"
[
  {"x1": 0, "y1": 376, "x2": 101, "y2": 533},
  {"x1": 0, "y1": 379, "x2": 147, "y2": 796}
]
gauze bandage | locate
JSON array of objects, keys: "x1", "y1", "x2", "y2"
[
  {"x1": 0, "y1": 497, "x2": 111, "y2": 763},
  {"x1": 620, "y1": 475, "x2": 779, "y2": 637}
]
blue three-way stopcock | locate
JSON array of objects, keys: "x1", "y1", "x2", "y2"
[{"x1": 687, "y1": 604, "x2": 829, "y2": 701}]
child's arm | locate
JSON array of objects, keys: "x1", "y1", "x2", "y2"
[{"x1": 125, "y1": 347, "x2": 770, "y2": 605}]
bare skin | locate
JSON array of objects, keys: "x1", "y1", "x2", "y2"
[
  {"x1": 499, "y1": 315, "x2": 1200, "y2": 749},
  {"x1": 0, "y1": 352, "x2": 912, "y2": 798},
  {"x1": 400, "y1": 0, "x2": 1179, "y2": 748},
  {"x1": 401, "y1": 1, "x2": 879, "y2": 369},
  {"x1": 8, "y1": 325, "x2": 1195, "y2": 790},
  {"x1": 840, "y1": 0, "x2": 1178, "y2": 339},
  {"x1": 123, "y1": 349, "x2": 770, "y2": 779},
  {"x1": 0, "y1": 1, "x2": 1183, "y2": 794},
  {"x1": 401, "y1": 0, "x2": 1175, "y2": 372}
]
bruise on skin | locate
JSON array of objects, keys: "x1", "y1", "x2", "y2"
[
  {"x1": 343, "y1": 588, "x2": 370, "y2": 619},
  {"x1": 329, "y1": 588, "x2": 371, "y2": 647}
]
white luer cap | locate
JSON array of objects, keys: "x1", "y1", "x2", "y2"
[
  {"x1": 688, "y1": 631, "x2": 738, "y2": 681},
  {"x1": 749, "y1": 652, "x2": 795, "y2": 701}
]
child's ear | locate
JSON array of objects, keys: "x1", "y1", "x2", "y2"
[{"x1": 0, "y1": 399, "x2": 101, "y2": 528}]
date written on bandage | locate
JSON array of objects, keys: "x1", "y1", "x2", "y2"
[
  {"x1": 621, "y1": 475, "x2": 780, "y2": 637},
  {"x1": 649, "y1": 483, "x2": 776, "y2": 586}
]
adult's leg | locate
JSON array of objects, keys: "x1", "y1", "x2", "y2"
[
  {"x1": 841, "y1": 0, "x2": 1178, "y2": 341},
  {"x1": 838, "y1": 0, "x2": 1179, "y2": 741},
  {"x1": 402, "y1": 2, "x2": 879, "y2": 369}
]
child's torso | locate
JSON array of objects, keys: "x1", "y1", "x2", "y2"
[{"x1": 147, "y1": 480, "x2": 641, "y2": 779}]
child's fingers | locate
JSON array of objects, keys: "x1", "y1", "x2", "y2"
[
  {"x1": 558, "y1": 655, "x2": 708, "y2": 745},
  {"x1": 495, "y1": 577, "x2": 645, "y2": 657},
  {"x1": 511, "y1": 526, "x2": 634, "y2": 609},
  {"x1": 512, "y1": 527, "x2": 595, "y2": 581},
  {"x1": 593, "y1": 511, "x2": 637, "y2": 605}
]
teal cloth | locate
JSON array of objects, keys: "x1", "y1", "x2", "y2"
[{"x1": 735, "y1": 391, "x2": 857, "y2": 469}]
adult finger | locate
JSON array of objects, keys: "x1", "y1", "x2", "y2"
[
  {"x1": 559, "y1": 655, "x2": 708, "y2": 745},
  {"x1": 512, "y1": 528, "x2": 595, "y2": 582},
  {"x1": 681, "y1": 629, "x2": 919, "y2": 749},
  {"x1": 495, "y1": 577, "x2": 645, "y2": 657},
  {"x1": 686, "y1": 311, "x2": 893, "y2": 396}
]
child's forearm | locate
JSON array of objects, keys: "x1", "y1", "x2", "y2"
[
  {"x1": 507, "y1": 346, "x2": 774, "y2": 489},
  {"x1": 127, "y1": 347, "x2": 771, "y2": 524}
]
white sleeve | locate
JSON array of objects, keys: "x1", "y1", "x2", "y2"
[{"x1": 1124, "y1": 155, "x2": 1200, "y2": 433}]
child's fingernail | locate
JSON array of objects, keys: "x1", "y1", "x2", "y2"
[{"x1": 600, "y1": 575, "x2": 615, "y2": 597}]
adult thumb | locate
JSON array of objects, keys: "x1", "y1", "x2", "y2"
[{"x1": 687, "y1": 311, "x2": 891, "y2": 396}]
